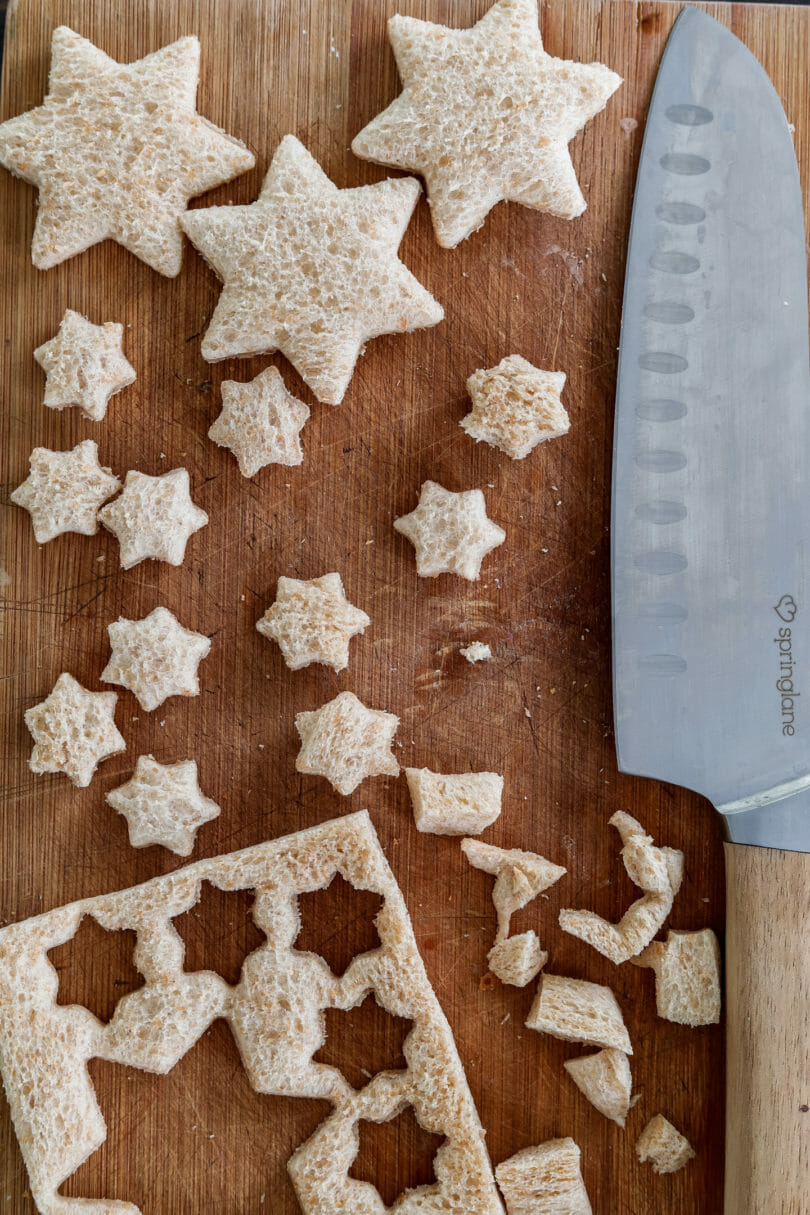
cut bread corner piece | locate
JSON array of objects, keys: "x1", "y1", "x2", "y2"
[
  {"x1": 633, "y1": 928, "x2": 721, "y2": 1026},
  {"x1": 496, "y1": 1138, "x2": 592, "y2": 1215},
  {"x1": 462, "y1": 838, "x2": 566, "y2": 940},
  {"x1": 406, "y1": 767, "x2": 503, "y2": 835},
  {"x1": 635, "y1": 1114, "x2": 695, "y2": 1174},
  {"x1": 526, "y1": 974, "x2": 632, "y2": 1054},
  {"x1": 488, "y1": 931, "x2": 547, "y2": 988},
  {"x1": 563, "y1": 1048, "x2": 632, "y2": 1127}
]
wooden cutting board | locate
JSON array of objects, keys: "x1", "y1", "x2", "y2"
[{"x1": 1, "y1": 0, "x2": 807, "y2": 1210}]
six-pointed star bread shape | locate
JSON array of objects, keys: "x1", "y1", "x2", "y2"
[
  {"x1": 351, "y1": 0, "x2": 622, "y2": 248},
  {"x1": 256, "y1": 573, "x2": 371, "y2": 672},
  {"x1": 394, "y1": 480, "x2": 506, "y2": 580},
  {"x1": 209, "y1": 366, "x2": 310, "y2": 477},
  {"x1": 295, "y1": 691, "x2": 400, "y2": 796},
  {"x1": 98, "y1": 468, "x2": 208, "y2": 569},
  {"x1": 25, "y1": 672, "x2": 125, "y2": 787},
  {"x1": 106, "y1": 755, "x2": 220, "y2": 855},
  {"x1": 34, "y1": 310, "x2": 136, "y2": 422},
  {"x1": 10, "y1": 440, "x2": 121, "y2": 544},
  {"x1": 461, "y1": 354, "x2": 569, "y2": 459},
  {"x1": 180, "y1": 134, "x2": 444, "y2": 403},
  {"x1": 0, "y1": 27, "x2": 255, "y2": 274},
  {"x1": 100, "y1": 606, "x2": 211, "y2": 712}
]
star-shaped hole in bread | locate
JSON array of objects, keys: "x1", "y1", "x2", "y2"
[
  {"x1": 34, "y1": 309, "x2": 136, "y2": 422},
  {"x1": 461, "y1": 355, "x2": 569, "y2": 459},
  {"x1": 10, "y1": 440, "x2": 121, "y2": 544},
  {"x1": 106, "y1": 755, "x2": 220, "y2": 855},
  {"x1": 394, "y1": 480, "x2": 506, "y2": 580},
  {"x1": 295, "y1": 691, "x2": 400, "y2": 796},
  {"x1": 209, "y1": 366, "x2": 310, "y2": 477},
  {"x1": 180, "y1": 134, "x2": 444, "y2": 404},
  {"x1": 352, "y1": 0, "x2": 621, "y2": 248},
  {"x1": 100, "y1": 606, "x2": 211, "y2": 712},
  {"x1": 0, "y1": 27, "x2": 255, "y2": 274},
  {"x1": 98, "y1": 468, "x2": 208, "y2": 569},
  {"x1": 24, "y1": 672, "x2": 125, "y2": 787},
  {"x1": 256, "y1": 573, "x2": 370, "y2": 673}
]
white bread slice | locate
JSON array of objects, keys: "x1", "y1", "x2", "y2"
[
  {"x1": 563, "y1": 1048, "x2": 632, "y2": 1127},
  {"x1": 488, "y1": 931, "x2": 547, "y2": 987},
  {"x1": 462, "y1": 838, "x2": 566, "y2": 940},
  {"x1": 635, "y1": 1114, "x2": 695, "y2": 1174},
  {"x1": 633, "y1": 929, "x2": 721, "y2": 1026},
  {"x1": 495, "y1": 1137, "x2": 592, "y2": 1215},
  {"x1": 406, "y1": 768, "x2": 503, "y2": 835},
  {"x1": 526, "y1": 974, "x2": 632, "y2": 1054},
  {"x1": 462, "y1": 356, "x2": 569, "y2": 460}
]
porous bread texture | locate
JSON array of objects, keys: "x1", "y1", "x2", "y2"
[
  {"x1": 10, "y1": 440, "x2": 121, "y2": 543},
  {"x1": 209, "y1": 366, "x2": 310, "y2": 477},
  {"x1": 495, "y1": 1138, "x2": 592, "y2": 1215},
  {"x1": 635, "y1": 1115, "x2": 695, "y2": 1175},
  {"x1": 405, "y1": 768, "x2": 503, "y2": 836},
  {"x1": 462, "y1": 356, "x2": 569, "y2": 460},
  {"x1": 526, "y1": 974, "x2": 632, "y2": 1054},
  {"x1": 33, "y1": 309, "x2": 135, "y2": 421},
  {"x1": 487, "y1": 931, "x2": 547, "y2": 987},
  {"x1": 0, "y1": 27, "x2": 254, "y2": 274},
  {"x1": 106, "y1": 756, "x2": 220, "y2": 856},
  {"x1": 256, "y1": 573, "x2": 370, "y2": 673},
  {"x1": 98, "y1": 468, "x2": 208, "y2": 569},
  {"x1": 180, "y1": 134, "x2": 443, "y2": 403},
  {"x1": 460, "y1": 641, "x2": 492, "y2": 663},
  {"x1": 394, "y1": 480, "x2": 506, "y2": 580},
  {"x1": 461, "y1": 837, "x2": 566, "y2": 941},
  {"x1": 100, "y1": 606, "x2": 211, "y2": 712},
  {"x1": 351, "y1": 0, "x2": 621, "y2": 248},
  {"x1": 563, "y1": 1048, "x2": 632, "y2": 1127},
  {"x1": 0, "y1": 811, "x2": 503, "y2": 1215},
  {"x1": 295, "y1": 691, "x2": 400, "y2": 796},
  {"x1": 24, "y1": 673, "x2": 125, "y2": 788},
  {"x1": 633, "y1": 929, "x2": 721, "y2": 1027}
]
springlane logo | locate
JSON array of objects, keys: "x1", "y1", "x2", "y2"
[{"x1": 774, "y1": 596, "x2": 799, "y2": 736}]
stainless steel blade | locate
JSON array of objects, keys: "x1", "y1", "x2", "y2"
[{"x1": 611, "y1": 6, "x2": 810, "y2": 848}]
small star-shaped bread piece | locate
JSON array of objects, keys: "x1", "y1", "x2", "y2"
[
  {"x1": 0, "y1": 27, "x2": 255, "y2": 274},
  {"x1": 256, "y1": 573, "x2": 370, "y2": 673},
  {"x1": 461, "y1": 355, "x2": 569, "y2": 459},
  {"x1": 98, "y1": 468, "x2": 208, "y2": 569},
  {"x1": 100, "y1": 606, "x2": 211, "y2": 712},
  {"x1": 352, "y1": 0, "x2": 622, "y2": 247},
  {"x1": 10, "y1": 440, "x2": 121, "y2": 543},
  {"x1": 34, "y1": 309, "x2": 135, "y2": 422},
  {"x1": 106, "y1": 755, "x2": 220, "y2": 855},
  {"x1": 394, "y1": 480, "x2": 506, "y2": 580},
  {"x1": 209, "y1": 366, "x2": 310, "y2": 476},
  {"x1": 24, "y1": 672, "x2": 125, "y2": 787},
  {"x1": 180, "y1": 134, "x2": 443, "y2": 403},
  {"x1": 295, "y1": 691, "x2": 399, "y2": 796}
]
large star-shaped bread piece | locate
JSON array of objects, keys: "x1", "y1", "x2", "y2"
[
  {"x1": 98, "y1": 468, "x2": 208, "y2": 569},
  {"x1": 256, "y1": 573, "x2": 370, "y2": 673},
  {"x1": 10, "y1": 440, "x2": 121, "y2": 543},
  {"x1": 24, "y1": 672, "x2": 125, "y2": 787},
  {"x1": 106, "y1": 755, "x2": 220, "y2": 855},
  {"x1": 295, "y1": 691, "x2": 399, "y2": 796},
  {"x1": 394, "y1": 480, "x2": 506, "y2": 580},
  {"x1": 462, "y1": 355, "x2": 569, "y2": 459},
  {"x1": 180, "y1": 134, "x2": 444, "y2": 403},
  {"x1": 351, "y1": 0, "x2": 622, "y2": 248},
  {"x1": 209, "y1": 366, "x2": 310, "y2": 476},
  {"x1": 0, "y1": 27, "x2": 255, "y2": 274},
  {"x1": 100, "y1": 606, "x2": 211, "y2": 712},
  {"x1": 34, "y1": 309, "x2": 136, "y2": 422}
]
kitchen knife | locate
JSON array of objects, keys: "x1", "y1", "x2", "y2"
[{"x1": 611, "y1": 6, "x2": 810, "y2": 1211}]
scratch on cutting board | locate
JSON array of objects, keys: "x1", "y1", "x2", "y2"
[
  {"x1": 544, "y1": 244, "x2": 585, "y2": 286},
  {"x1": 619, "y1": 115, "x2": 639, "y2": 138},
  {"x1": 0, "y1": 560, "x2": 10, "y2": 591}
]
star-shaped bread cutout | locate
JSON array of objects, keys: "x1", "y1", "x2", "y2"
[
  {"x1": 98, "y1": 468, "x2": 208, "y2": 569},
  {"x1": 106, "y1": 755, "x2": 220, "y2": 855},
  {"x1": 34, "y1": 309, "x2": 136, "y2": 422},
  {"x1": 295, "y1": 691, "x2": 399, "y2": 796},
  {"x1": 25, "y1": 672, "x2": 125, "y2": 787},
  {"x1": 180, "y1": 134, "x2": 444, "y2": 403},
  {"x1": 10, "y1": 440, "x2": 121, "y2": 544},
  {"x1": 0, "y1": 27, "x2": 255, "y2": 274},
  {"x1": 209, "y1": 366, "x2": 310, "y2": 477},
  {"x1": 100, "y1": 606, "x2": 211, "y2": 712},
  {"x1": 351, "y1": 0, "x2": 622, "y2": 248},
  {"x1": 461, "y1": 355, "x2": 569, "y2": 459},
  {"x1": 394, "y1": 480, "x2": 506, "y2": 580},
  {"x1": 256, "y1": 573, "x2": 370, "y2": 673}
]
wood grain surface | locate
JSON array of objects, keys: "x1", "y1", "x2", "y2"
[{"x1": 0, "y1": 1, "x2": 807, "y2": 1211}]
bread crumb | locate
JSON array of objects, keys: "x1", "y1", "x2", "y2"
[
  {"x1": 635, "y1": 1115, "x2": 695, "y2": 1174},
  {"x1": 460, "y1": 640, "x2": 492, "y2": 663}
]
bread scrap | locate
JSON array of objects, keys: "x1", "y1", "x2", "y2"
[
  {"x1": 33, "y1": 309, "x2": 135, "y2": 421},
  {"x1": 98, "y1": 468, "x2": 208, "y2": 569},
  {"x1": 256, "y1": 573, "x2": 370, "y2": 673},
  {"x1": 488, "y1": 931, "x2": 547, "y2": 988},
  {"x1": 526, "y1": 974, "x2": 632, "y2": 1054},
  {"x1": 10, "y1": 440, "x2": 121, "y2": 543},
  {"x1": 394, "y1": 480, "x2": 506, "y2": 580},
  {"x1": 635, "y1": 1115, "x2": 695, "y2": 1174},
  {"x1": 461, "y1": 838, "x2": 566, "y2": 941},
  {"x1": 633, "y1": 929, "x2": 721, "y2": 1027},
  {"x1": 462, "y1": 356, "x2": 569, "y2": 460},
  {"x1": 0, "y1": 27, "x2": 254, "y2": 274},
  {"x1": 460, "y1": 641, "x2": 493, "y2": 663},
  {"x1": 106, "y1": 755, "x2": 220, "y2": 856},
  {"x1": 495, "y1": 1137, "x2": 592, "y2": 1215},
  {"x1": 406, "y1": 768, "x2": 503, "y2": 835},
  {"x1": 100, "y1": 606, "x2": 211, "y2": 712},
  {"x1": 295, "y1": 691, "x2": 399, "y2": 796},
  {"x1": 351, "y1": 0, "x2": 621, "y2": 248},
  {"x1": 180, "y1": 134, "x2": 443, "y2": 403},
  {"x1": 209, "y1": 366, "x2": 310, "y2": 477},
  {"x1": 24, "y1": 672, "x2": 125, "y2": 788},
  {"x1": 563, "y1": 1048, "x2": 632, "y2": 1127},
  {"x1": 0, "y1": 811, "x2": 502, "y2": 1215}
]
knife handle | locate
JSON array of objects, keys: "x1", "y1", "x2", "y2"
[{"x1": 724, "y1": 841, "x2": 810, "y2": 1214}]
